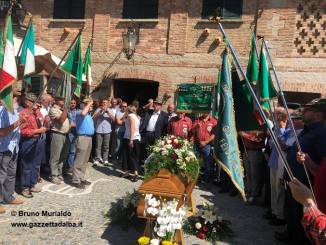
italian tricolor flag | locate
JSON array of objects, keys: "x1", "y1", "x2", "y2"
[
  {"x1": 0, "y1": 15, "x2": 17, "y2": 112},
  {"x1": 18, "y1": 22, "x2": 35, "y2": 87},
  {"x1": 83, "y1": 44, "x2": 92, "y2": 86},
  {"x1": 82, "y1": 43, "x2": 92, "y2": 97}
]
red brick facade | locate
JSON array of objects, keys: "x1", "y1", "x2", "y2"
[{"x1": 15, "y1": 0, "x2": 326, "y2": 102}]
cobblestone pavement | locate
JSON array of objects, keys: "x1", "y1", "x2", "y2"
[{"x1": 0, "y1": 163, "x2": 280, "y2": 245}]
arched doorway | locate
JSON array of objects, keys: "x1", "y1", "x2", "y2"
[{"x1": 113, "y1": 79, "x2": 159, "y2": 106}]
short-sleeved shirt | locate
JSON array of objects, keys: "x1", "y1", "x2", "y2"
[
  {"x1": 49, "y1": 104, "x2": 70, "y2": 134},
  {"x1": 76, "y1": 112, "x2": 95, "y2": 136},
  {"x1": 115, "y1": 109, "x2": 126, "y2": 133},
  {"x1": 168, "y1": 116, "x2": 192, "y2": 139},
  {"x1": 95, "y1": 108, "x2": 113, "y2": 134},
  {"x1": 192, "y1": 116, "x2": 217, "y2": 142},
  {"x1": 0, "y1": 106, "x2": 20, "y2": 154},
  {"x1": 68, "y1": 108, "x2": 80, "y2": 125},
  {"x1": 20, "y1": 108, "x2": 44, "y2": 138}
]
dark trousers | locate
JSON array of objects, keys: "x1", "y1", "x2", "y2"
[
  {"x1": 284, "y1": 184, "x2": 311, "y2": 245},
  {"x1": 66, "y1": 132, "x2": 77, "y2": 168},
  {"x1": 110, "y1": 130, "x2": 117, "y2": 158},
  {"x1": 195, "y1": 144, "x2": 212, "y2": 182},
  {"x1": 122, "y1": 139, "x2": 140, "y2": 172},
  {"x1": 20, "y1": 138, "x2": 45, "y2": 190},
  {"x1": 141, "y1": 131, "x2": 157, "y2": 162},
  {"x1": 144, "y1": 131, "x2": 156, "y2": 146},
  {"x1": 0, "y1": 151, "x2": 17, "y2": 203},
  {"x1": 40, "y1": 132, "x2": 51, "y2": 175},
  {"x1": 112, "y1": 130, "x2": 124, "y2": 160}
]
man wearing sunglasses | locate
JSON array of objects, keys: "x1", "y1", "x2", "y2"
[{"x1": 276, "y1": 98, "x2": 326, "y2": 244}]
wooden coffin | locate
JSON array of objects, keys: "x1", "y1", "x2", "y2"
[{"x1": 137, "y1": 169, "x2": 186, "y2": 218}]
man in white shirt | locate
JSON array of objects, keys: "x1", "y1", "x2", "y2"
[
  {"x1": 40, "y1": 93, "x2": 53, "y2": 176},
  {"x1": 140, "y1": 99, "x2": 168, "y2": 159},
  {"x1": 108, "y1": 98, "x2": 118, "y2": 161}
]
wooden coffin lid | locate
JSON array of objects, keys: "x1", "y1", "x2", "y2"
[{"x1": 138, "y1": 169, "x2": 186, "y2": 198}]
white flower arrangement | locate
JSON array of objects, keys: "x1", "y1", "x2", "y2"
[
  {"x1": 144, "y1": 135, "x2": 200, "y2": 182},
  {"x1": 154, "y1": 199, "x2": 187, "y2": 239},
  {"x1": 144, "y1": 194, "x2": 160, "y2": 217}
]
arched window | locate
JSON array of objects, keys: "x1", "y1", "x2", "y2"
[
  {"x1": 202, "y1": 0, "x2": 243, "y2": 19},
  {"x1": 53, "y1": 0, "x2": 85, "y2": 19}
]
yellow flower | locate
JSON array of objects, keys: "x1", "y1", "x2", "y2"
[
  {"x1": 161, "y1": 241, "x2": 173, "y2": 245},
  {"x1": 138, "y1": 236, "x2": 150, "y2": 245}
]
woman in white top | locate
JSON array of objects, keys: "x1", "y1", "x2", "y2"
[{"x1": 122, "y1": 105, "x2": 141, "y2": 182}]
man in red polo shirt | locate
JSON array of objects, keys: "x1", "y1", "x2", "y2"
[
  {"x1": 192, "y1": 113, "x2": 217, "y2": 183},
  {"x1": 20, "y1": 93, "x2": 47, "y2": 198},
  {"x1": 168, "y1": 112, "x2": 192, "y2": 139}
]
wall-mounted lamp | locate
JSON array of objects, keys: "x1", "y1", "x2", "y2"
[{"x1": 122, "y1": 22, "x2": 137, "y2": 60}]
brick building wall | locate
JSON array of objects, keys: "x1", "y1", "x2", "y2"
[{"x1": 15, "y1": 0, "x2": 326, "y2": 103}]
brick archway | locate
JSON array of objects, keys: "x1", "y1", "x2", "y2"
[
  {"x1": 104, "y1": 68, "x2": 174, "y2": 98},
  {"x1": 105, "y1": 68, "x2": 169, "y2": 83}
]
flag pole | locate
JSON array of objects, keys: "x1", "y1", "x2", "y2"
[
  {"x1": 16, "y1": 17, "x2": 33, "y2": 58},
  {"x1": 263, "y1": 39, "x2": 317, "y2": 203},
  {"x1": 252, "y1": 34, "x2": 279, "y2": 134},
  {"x1": 212, "y1": 17, "x2": 294, "y2": 180},
  {"x1": 30, "y1": 28, "x2": 83, "y2": 108},
  {"x1": 263, "y1": 39, "x2": 302, "y2": 151},
  {"x1": 84, "y1": 38, "x2": 93, "y2": 98}
]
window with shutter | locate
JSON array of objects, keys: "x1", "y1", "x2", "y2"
[
  {"x1": 201, "y1": 0, "x2": 242, "y2": 19},
  {"x1": 53, "y1": 0, "x2": 85, "y2": 19},
  {"x1": 122, "y1": 0, "x2": 158, "y2": 19}
]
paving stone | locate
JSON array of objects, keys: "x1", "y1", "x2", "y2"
[{"x1": 0, "y1": 162, "x2": 278, "y2": 245}]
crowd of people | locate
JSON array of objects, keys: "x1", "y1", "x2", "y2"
[
  {"x1": 0, "y1": 88, "x2": 325, "y2": 244},
  {"x1": 237, "y1": 99, "x2": 326, "y2": 245}
]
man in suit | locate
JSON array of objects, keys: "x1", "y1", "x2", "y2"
[{"x1": 140, "y1": 99, "x2": 168, "y2": 157}]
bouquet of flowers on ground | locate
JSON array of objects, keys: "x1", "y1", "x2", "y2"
[
  {"x1": 105, "y1": 190, "x2": 140, "y2": 230},
  {"x1": 144, "y1": 135, "x2": 200, "y2": 182},
  {"x1": 138, "y1": 198, "x2": 188, "y2": 245},
  {"x1": 183, "y1": 202, "x2": 233, "y2": 243}
]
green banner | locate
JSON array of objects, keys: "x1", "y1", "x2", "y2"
[{"x1": 177, "y1": 83, "x2": 214, "y2": 113}]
